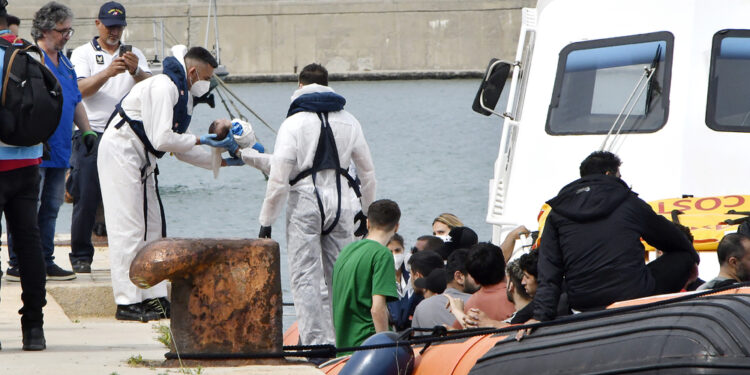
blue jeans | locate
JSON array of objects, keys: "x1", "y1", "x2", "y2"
[{"x1": 8, "y1": 167, "x2": 66, "y2": 268}]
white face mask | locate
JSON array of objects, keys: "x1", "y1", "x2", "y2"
[
  {"x1": 436, "y1": 234, "x2": 452, "y2": 243},
  {"x1": 393, "y1": 253, "x2": 405, "y2": 270},
  {"x1": 189, "y1": 68, "x2": 210, "y2": 97}
]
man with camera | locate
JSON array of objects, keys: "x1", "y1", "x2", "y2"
[{"x1": 68, "y1": 1, "x2": 151, "y2": 274}]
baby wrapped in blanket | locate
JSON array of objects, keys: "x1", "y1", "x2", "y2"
[{"x1": 208, "y1": 118, "x2": 258, "y2": 177}]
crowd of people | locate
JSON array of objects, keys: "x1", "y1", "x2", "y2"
[{"x1": 0, "y1": 0, "x2": 748, "y2": 359}]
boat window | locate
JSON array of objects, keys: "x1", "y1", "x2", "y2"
[
  {"x1": 546, "y1": 32, "x2": 674, "y2": 135},
  {"x1": 706, "y1": 30, "x2": 750, "y2": 132}
]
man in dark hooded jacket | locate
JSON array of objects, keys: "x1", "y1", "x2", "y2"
[{"x1": 533, "y1": 151, "x2": 699, "y2": 322}]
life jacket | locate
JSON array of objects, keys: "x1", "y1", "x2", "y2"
[{"x1": 287, "y1": 92, "x2": 362, "y2": 236}]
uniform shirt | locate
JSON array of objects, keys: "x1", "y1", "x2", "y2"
[
  {"x1": 0, "y1": 30, "x2": 42, "y2": 171},
  {"x1": 40, "y1": 51, "x2": 80, "y2": 168},
  {"x1": 70, "y1": 37, "x2": 150, "y2": 132},
  {"x1": 333, "y1": 239, "x2": 398, "y2": 355}
]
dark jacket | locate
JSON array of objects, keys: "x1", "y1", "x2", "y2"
[{"x1": 533, "y1": 174, "x2": 698, "y2": 321}]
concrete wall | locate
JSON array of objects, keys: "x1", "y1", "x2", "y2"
[{"x1": 10, "y1": 0, "x2": 534, "y2": 77}]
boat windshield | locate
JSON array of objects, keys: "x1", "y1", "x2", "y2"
[
  {"x1": 706, "y1": 30, "x2": 750, "y2": 132},
  {"x1": 546, "y1": 32, "x2": 673, "y2": 135}
]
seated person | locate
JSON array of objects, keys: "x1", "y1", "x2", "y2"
[
  {"x1": 413, "y1": 235, "x2": 444, "y2": 255},
  {"x1": 386, "y1": 233, "x2": 415, "y2": 331},
  {"x1": 698, "y1": 233, "x2": 750, "y2": 290},
  {"x1": 208, "y1": 118, "x2": 269, "y2": 176},
  {"x1": 445, "y1": 248, "x2": 480, "y2": 298},
  {"x1": 332, "y1": 199, "x2": 400, "y2": 355},
  {"x1": 452, "y1": 242, "x2": 515, "y2": 329},
  {"x1": 411, "y1": 268, "x2": 455, "y2": 333},
  {"x1": 448, "y1": 259, "x2": 533, "y2": 329},
  {"x1": 519, "y1": 250, "x2": 539, "y2": 297},
  {"x1": 394, "y1": 250, "x2": 445, "y2": 330}
]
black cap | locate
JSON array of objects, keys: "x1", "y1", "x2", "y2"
[
  {"x1": 414, "y1": 268, "x2": 448, "y2": 294},
  {"x1": 98, "y1": 1, "x2": 127, "y2": 27}
]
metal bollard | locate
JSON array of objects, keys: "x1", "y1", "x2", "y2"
[{"x1": 130, "y1": 238, "x2": 283, "y2": 365}]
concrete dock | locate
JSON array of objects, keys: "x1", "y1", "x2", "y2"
[{"x1": 0, "y1": 238, "x2": 321, "y2": 374}]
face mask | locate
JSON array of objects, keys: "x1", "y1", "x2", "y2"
[
  {"x1": 393, "y1": 253, "x2": 405, "y2": 270},
  {"x1": 436, "y1": 234, "x2": 452, "y2": 243},
  {"x1": 189, "y1": 68, "x2": 210, "y2": 97}
]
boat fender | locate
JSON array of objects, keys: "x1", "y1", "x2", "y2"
[{"x1": 339, "y1": 332, "x2": 414, "y2": 375}]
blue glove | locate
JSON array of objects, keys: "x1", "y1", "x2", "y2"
[
  {"x1": 251, "y1": 142, "x2": 265, "y2": 153},
  {"x1": 223, "y1": 156, "x2": 244, "y2": 166},
  {"x1": 200, "y1": 134, "x2": 240, "y2": 156}
]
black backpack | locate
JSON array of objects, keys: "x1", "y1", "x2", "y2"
[{"x1": 0, "y1": 37, "x2": 63, "y2": 146}]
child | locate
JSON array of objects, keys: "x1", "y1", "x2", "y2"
[{"x1": 208, "y1": 118, "x2": 263, "y2": 177}]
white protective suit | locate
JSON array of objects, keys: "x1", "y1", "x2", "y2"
[
  {"x1": 259, "y1": 83, "x2": 376, "y2": 346},
  {"x1": 98, "y1": 48, "x2": 212, "y2": 305}
]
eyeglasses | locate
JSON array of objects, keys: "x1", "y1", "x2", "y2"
[{"x1": 52, "y1": 28, "x2": 75, "y2": 38}]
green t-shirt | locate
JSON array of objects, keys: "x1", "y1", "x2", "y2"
[{"x1": 333, "y1": 239, "x2": 398, "y2": 355}]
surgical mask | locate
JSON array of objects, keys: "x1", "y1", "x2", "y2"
[
  {"x1": 393, "y1": 253, "x2": 405, "y2": 270},
  {"x1": 189, "y1": 68, "x2": 210, "y2": 97},
  {"x1": 436, "y1": 234, "x2": 452, "y2": 243}
]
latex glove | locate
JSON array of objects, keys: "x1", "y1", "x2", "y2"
[
  {"x1": 82, "y1": 131, "x2": 98, "y2": 156},
  {"x1": 199, "y1": 134, "x2": 239, "y2": 156},
  {"x1": 251, "y1": 142, "x2": 265, "y2": 153},
  {"x1": 259, "y1": 226, "x2": 272, "y2": 239},
  {"x1": 223, "y1": 156, "x2": 244, "y2": 166},
  {"x1": 353, "y1": 211, "x2": 367, "y2": 237}
]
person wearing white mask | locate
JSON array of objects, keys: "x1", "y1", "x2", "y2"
[
  {"x1": 388, "y1": 234, "x2": 411, "y2": 299},
  {"x1": 98, "y1": 45, "x2": 237, "y2": 322}
]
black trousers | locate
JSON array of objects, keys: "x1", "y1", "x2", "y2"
[
  {"x1": 647, "y1": 251, "x2": 696, "y2": 294},
  {"x1": 68, "y1": 130, "x2": 103, "y2": 264},
  {"x1": 0, "y1": 165, "x2": 46, "y2": 329}
]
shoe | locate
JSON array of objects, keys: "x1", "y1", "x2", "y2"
[
  {"x1": 46, "y1": 263, "x2": 76, "y2": 281},
  {"x1": 71, "y1": 260, "x2": 91, "y2": 274},
  {"x1": 5, "y1": 266, "x2": 20, "y2": 282},
  {"x1": 22, "y1": 327, "x2": 46, "y2": 351},
  {"x1": 116, "y1": 303, "x2": 159, "y2": 322},
  {"x1": 144, "y1": 297, "x2": 171, "y2": 319}
]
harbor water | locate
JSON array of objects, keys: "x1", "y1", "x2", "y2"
[{"x1": 14, "y1": 79, "x2": 509, "y2": 330}]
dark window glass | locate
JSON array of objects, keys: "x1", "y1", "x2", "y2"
[
  {"x1": 706, "y1": 30, "x2": 750, "y2": 132},
  {"x1": 546, "y1": 32, "x2": 674, "y2": 135}
]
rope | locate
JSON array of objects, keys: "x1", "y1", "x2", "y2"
[{"x1": 163, "y1": 282, "x2": 750, "y2": 361}]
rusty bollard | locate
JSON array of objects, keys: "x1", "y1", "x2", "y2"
[{"x1": 130, "y1": 238, "x2": 282, "y2": 365}]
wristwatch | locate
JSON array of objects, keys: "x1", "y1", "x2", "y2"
[{"x1": 130, "y1": 66, "x2": 140, "y2": 76}]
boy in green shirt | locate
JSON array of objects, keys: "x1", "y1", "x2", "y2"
[{"x1": 332, "y1": 199, "x2": 400, "y2": 355}]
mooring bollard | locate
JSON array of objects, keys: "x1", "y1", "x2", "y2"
[{"x1": 130, "y1": 238, "x2": 282, "y2": 365}]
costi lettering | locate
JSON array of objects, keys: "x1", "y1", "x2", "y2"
[{"x1": 656, "y1": 195, "x2": 746, "y2": 214}]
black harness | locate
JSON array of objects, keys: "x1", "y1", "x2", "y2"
[{"x1": 289, "y1": 112, "x2": 361, "y2": 236}]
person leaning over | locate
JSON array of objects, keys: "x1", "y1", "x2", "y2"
[
  {"x1": 332, "y1": 199, "x2": 400, "y2": 355},
  {"x1": 67, "y1": 1, "x2": 151, "y2": 274}
]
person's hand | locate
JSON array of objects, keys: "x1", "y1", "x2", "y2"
[
  {"x1": 106, "y1": 57, "x2": 128, "y2": 77},
  {"x1": 223, "y1": 156, "x2": 244, "y2": 167},
  {"x1": 515, "y1": 318, "x2": 540, "y2": 341},
  {"x1": 354, "y1": 211, "x2": 367, "y2": 237},
  {"x1": 121, "y1": 51, "x2": 139, "y2": 75},
  {"x1": 259, "y1": 226, "x2": 272, "y2": 239},
  {"x1": 82, "y1": 131, "x2": 98, "y2": 155},
  {"x1": 511, "y1": 225, "x2": 531, "y2": 240},
  {"x1": 251, "y1": 142, "x2": 265, "y2": 153},
  {"x1": 445, "y1": 294, "x2": 465, "y2": 314},
  {"x1": 199, "y1": 134, "x2": 238, "y2": 156}
]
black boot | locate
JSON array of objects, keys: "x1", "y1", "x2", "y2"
[
  {"x1": 22, "y1": 327, "x2": 46, "y2": 351},
  {"x1": 115, "y1": 303, "x2": 150, "y2": 322},
  {"x1": 143, "y1": 297, "x2": 171, "y2": 319}
]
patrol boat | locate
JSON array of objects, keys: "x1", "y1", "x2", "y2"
[{"x1": 313, "y1": 0, "x2": 750, "y2": 373}]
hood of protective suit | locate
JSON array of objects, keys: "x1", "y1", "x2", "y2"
[
  {"x1": 546, "y1": 174, "x2": 633, "y2": 222},
  {"x1": 291, "y1": 83, "x2": 334, "y2": 101}
]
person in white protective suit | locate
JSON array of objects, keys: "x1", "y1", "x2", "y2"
[
  {"x1": 98, "y1": 45, "x2": 241, "y2": 322},
  {"x1": 258, "y1": 63, "x2": 376, "y2": 348}
]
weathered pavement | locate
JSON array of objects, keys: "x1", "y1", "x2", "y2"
[{"x1": 0, "y1": 238, "x2": 322, "y2": 375}]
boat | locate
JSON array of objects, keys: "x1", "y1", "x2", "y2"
[{"x1": 309, "y1": 0, "x2": 750, "y2": 373}]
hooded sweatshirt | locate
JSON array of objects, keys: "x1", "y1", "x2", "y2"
[{"x1": 533, "y1": 174, "x2": 698, "y2": 321}]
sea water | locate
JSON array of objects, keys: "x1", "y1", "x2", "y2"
[{"x1": 28, "y1": 79, "x2": 509, "y2": 330}]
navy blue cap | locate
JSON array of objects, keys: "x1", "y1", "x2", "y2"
[{"x1": 98, "y1": 1, "x2": 127, "y2": 27}]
